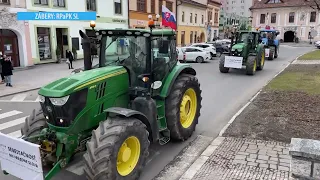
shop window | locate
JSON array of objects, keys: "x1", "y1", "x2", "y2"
[
  {"x1": 137, "y1": 0, "x2": 146, "y2": 12},
  {"x1": 151, "y1": 0, "x2": 155, "y2": 14},
  {"x1": 37, "y1": 27, "x2": 52, "y2": 60},
  {"x1": 271, "y1": 13, "x2": 276, "y2": 23},
  {"x1": 53, "y1": 0, "x2": 65, "y2": 7},
  {"x1": 114, "y1": 0, "x2": 122, "y2": 14},
  {"x1": 87, "y1": 0, "x2": 96, "y2": 11},
  {"x1": 34, "y1": 0, "x2": 48, "y2": 5}
]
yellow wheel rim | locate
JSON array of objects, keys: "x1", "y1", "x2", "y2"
[
  {"x1": 117, "y1": 136, "x2": 140, "y2": 176},
  {"x1": 261, "y1": 51, "x2": 265, "y2": 66},
  {"x1": 180, "y1": 88, "x2": 197, "y2": 128},
  {"x1": 253, "y1": 59, "x2": 257, "y2": 72}
]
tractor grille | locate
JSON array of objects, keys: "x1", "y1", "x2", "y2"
[
  {"x1": 40, "y1": 89, "x2": 88, "y2": 127},
  {"x1": 95, "y1": 82, "x2": 107, "y2": 115}
]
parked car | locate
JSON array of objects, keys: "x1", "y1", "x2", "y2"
[
  {"x1": 189, "y1": 43, "x2": 217, "y2": 59},
  {"x1": 216, "y1": 39, "x2": 231, "y2": 48},
  {"x1": 206, "y1": 41, "x2": 230, "y2": 57},
  {"x1": 315, "y1": 40, "x2": 320, "y2": 49},
  {"x1": 178, "y1": 47, "x2": 210, "y2": 63}
]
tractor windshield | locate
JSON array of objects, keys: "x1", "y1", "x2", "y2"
[{"x1": 237, "y1": 33, "x2": 252, "y2": 43}]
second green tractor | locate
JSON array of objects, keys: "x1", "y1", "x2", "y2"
[{"x1": 219, "y1": 30, "x2": 266, "y2": 75}]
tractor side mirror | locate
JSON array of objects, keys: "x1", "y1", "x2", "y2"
[{"x1": 159, "y1": 40, "x2": 169, "y2": 54}]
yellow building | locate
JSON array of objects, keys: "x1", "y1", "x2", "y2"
[
  {"x1": 176, "y1": 0, "x2": 208, "y2": 46},
  {"x1": 129, "y1": 0, "x2": 177, "y2": 29}
]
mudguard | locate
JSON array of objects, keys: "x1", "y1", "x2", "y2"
[{"x1": 160, "y1": 63, "x2": 196, "y2": 98}]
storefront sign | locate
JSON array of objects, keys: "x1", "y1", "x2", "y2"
[
  {"x1": 137, "y1": 20, "x2": 145, "y2": 25},
  {"x1": 0, "y1": 132, "x2": 43, "y2": 180}
]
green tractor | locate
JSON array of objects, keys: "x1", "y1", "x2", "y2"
[
  {"x1": 219, "y1": 30, "x2": 266, "y2": 75},
  {"x1": 1, "y1": 23, "x2": 202, "y2": 180}
]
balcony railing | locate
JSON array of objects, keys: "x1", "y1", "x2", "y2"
[{"x1": 0, "y1": 0, "x2": 10, "y2": 4}]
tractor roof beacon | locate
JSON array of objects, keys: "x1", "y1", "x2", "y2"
[
  {"x1": 2, "y1": 20, "x2": 202, "y2": 180},
  {"x1": 259, "y1": 29, "x2": 280, "y2": 61},
  {"x1": 219, "y1": 30, "x2": 266, "y2": 75}
]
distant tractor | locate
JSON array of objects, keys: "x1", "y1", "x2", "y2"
[
  {"x1": 219, "y1": 30, "x2": 266, "y2": 75},
  {"x1": 259, "y1": 29, "x2": 280, "y2": 60},
  {"x1": 0, "y1": 18, "x2": 202, "y2": 180}
]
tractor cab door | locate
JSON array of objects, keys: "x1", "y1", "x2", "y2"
[{"x1": 151, "y1": 36, "x2": 177, "y2": 96}]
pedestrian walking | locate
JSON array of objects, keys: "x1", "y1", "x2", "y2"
[
  {"x1": 0, "y1": 52, "x2": 5, "y2": 84},
  {"x1": 66, "y1": 50, "x2": 74, "y2": 69},
  {"x1": 1, "y1": 54, "x2": 13, "y2": 87}
]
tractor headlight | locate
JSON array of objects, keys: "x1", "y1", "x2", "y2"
[
  {"x1": 39, "y1": 95, "x2": 45, "y2": 103},
  {"x1": 49, "y1": 96, "x2": 70, "y2": 106}
]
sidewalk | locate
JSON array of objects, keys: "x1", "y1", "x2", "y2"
[
  {"x1": 180, "y1": 137, "x2": 291, "y2": 180},
  {"x1": 0, "y1": 59, "x2": 91, "y2": 97}
]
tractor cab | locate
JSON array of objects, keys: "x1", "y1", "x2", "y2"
[
  {"x1": 80, "y1": 22, "x2": 178, "y2": 99},
  {"x1": 230, "y1": 31, "x2": 260, "y2": 57}
]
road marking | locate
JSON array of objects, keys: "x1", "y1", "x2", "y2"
[
  {"x1": 0, "y1": 110, "x2": 22, "y2": 120},
  {"x1": 10, "y1": 94, "x2": 28, "y2": 101},
  {"x1": 35, "y1": 96, "x2": 41, "y2": 102},
  {"x1": 0, "y1": 116, "x2": 27, "y2": 131},
  {"x1": 7, "y1": 130, "x2": 22, "y2": 138}
]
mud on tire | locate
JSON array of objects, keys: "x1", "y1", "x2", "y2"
[
  {"x1": 21, "y1": 108, "x2": 48, "y2": 140},
  {"x1": 165, "y1": 74, "x2": 202, "y2": 141},
  {"x1": 83, "y1": 116, "x2": 150, "y2": 180}
]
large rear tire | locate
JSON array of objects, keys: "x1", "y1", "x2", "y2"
[
  {"x1": 274, "y1": 47, "x2": 278, "y2": 58},
  {"x1": 21, "y1": 108, "x2": 47, "y2": 142},
  {"x1": 268, "y1": 48, "x2": 275, "y2": 60},
  {"x1": 83, "y1": 116, "x2": 150, "y2": 180},
  {"x1": 219, "y1": 55, "x2": 230, "y2": 73},
  {"x1": 165, "y1": 74, "x2": 202, "y2": 141},
  {"x1": 257, "y1": 49, "x2": 265, "y2": 71},
  {"x1": 246, "y1": 56, "x2": 257, "y2": 75}
]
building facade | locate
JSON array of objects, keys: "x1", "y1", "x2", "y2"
[
  {"x1": 176, "y1": 0, "x2": 207, "y2": 46},
  {"x1": 26, "y1": 0, "x2": 129, "y2": 64},
  {"x1": 219, "y1": 0, "x2": 253, "y2": 38},
  {"x1": 129, "y1": 0, "x2": 176, "y2": 29},
  {"x1": 251, "y1": 0, "x2": 320, "y2": 42},
  {"x1": 0, "y1": 0, "x2": 32, "y2": 68},
  {"x1": 206, "y1": 0, "x2": 221, "y2": 42}
]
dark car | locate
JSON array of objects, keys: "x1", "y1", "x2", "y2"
[{"x1": 206, "y1": 42, "x2": 229, "y2": 57}]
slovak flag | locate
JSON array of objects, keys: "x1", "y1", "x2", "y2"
[{"x1": 162, "y1": 5, "x2": 177, "y2": 30}]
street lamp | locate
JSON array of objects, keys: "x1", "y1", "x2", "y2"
[
  {"x1": 148, "y1": 14, "x2": 160, "y2": 29},
  {"x1": 90, "y1": 21, "x2": 96, "y2": 30}
]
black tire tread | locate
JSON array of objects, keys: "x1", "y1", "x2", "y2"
[
  {"x1": 196, "y1": 56, "x2": 204, "y2": 63},
  {"x1": 219, "y1": 55, "x2": 229, "y2": 73},
  {"x1": 21, "y1": 108, "x2": 47, "y2": 138},
  {"x1": 165, "y1": 74, "x2": 202, "y2": 141},
  {"x1": 246, "y1": 56, "x2": 257, "y2": 75},
  {"x1": 83, "y1": 116, "x2": 150, "y2": 180}
]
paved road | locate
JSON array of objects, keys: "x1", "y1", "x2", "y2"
[{"x1": 0, "y1": 45, "x2": 313, "y2": 180}]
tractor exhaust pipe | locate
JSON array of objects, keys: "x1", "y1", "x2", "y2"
[{"x1": 79, "y1": 30, "x2": 92, "y2": 71}]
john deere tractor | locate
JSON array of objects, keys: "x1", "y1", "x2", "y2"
[
  {"x1": 1, "y1": 21, "x2": 202, "y2": 180},
  {"x1": 219, "y1": 30, "x2": 266, "y2": 75}
]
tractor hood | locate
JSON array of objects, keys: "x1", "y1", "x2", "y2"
[
  {"x1": 38, "y1": 66, "x2": 127, "y2": 97},
  {"x1": 231, "y1": 43, "x2": 245, "y2": 52}
]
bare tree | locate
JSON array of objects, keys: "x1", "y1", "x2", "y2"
[{"x1": 310, "y1": 0, "x2": 320, "y2": 11}]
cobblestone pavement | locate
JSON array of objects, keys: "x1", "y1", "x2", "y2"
[{"x1": 190, "y1": 137, "x2": 291, "y2": 180}]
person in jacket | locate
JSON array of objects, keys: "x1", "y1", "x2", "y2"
[
  {"x1": 67, "y1": 50, "x2": 74, "y2": 69},
  {"x1": 0, "y1": 53, "x2": 4, "y2": 84},
  {"x1": 2, "y1": 54, "x2": 13, "y2": 87}
]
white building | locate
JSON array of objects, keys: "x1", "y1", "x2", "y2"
[{"x1": 26, "y1": 0, "x2": 129, "y2": 64}]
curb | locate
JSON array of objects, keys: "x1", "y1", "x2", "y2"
[
  {"x1": 179, "y1": 53, "x2": 306, "y2": 180},
  {"x1": 0, "y1": 87, "x2": 40, "y2": 98}
]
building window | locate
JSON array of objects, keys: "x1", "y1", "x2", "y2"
[
  {"x1": 151, "y1": 0, "x2": 155, "y2": 14},
  {"x1": 181, "y1": 31, "x2": 185, "y2": 46},
  {"x1": 182, "y1": 11, "x2": 184, "y2": 22},
  {"x1": 87, "y1": 0, "x2": 96, "y2": 11},
  {"x1": 166, "y1": 1, "x2": 173, "y2": 12},
  {"x1": 214, "y1": 11, "x2": 218, "y2": 23},
  {"x1": 195, "y1": 14, "x2": 197, "y2": 23},
  {"x1": 114, "y1": 0, "x2": 122, "y2": 14},
  {"x1": 271, "y1": 13, "x2": 276, "y2": 23},
  {"x1": 37, "y1": 27, "x2": 52, "y2": 60},
  {"x1": 202, "y1": 15, "x2": 204, "y2": 24},
  {"x1": 289, "y1": 12, "x2": 295, "y2": 23},
  {"x1": 34, "y1": 0, "x2": 48, "y2": 5},
  {"x1": 159, "y1": 0, "x2": 163, "y2": 14},
  {"x1": 53, "y1": 0, "x2": 65, "y2": 7},
  {"x1": 190, "y1": 13, "x2": 193, "y2": 23},
  {"x1": 260, "y1": 14, "x2": 265, "y2": 24},
  {"x1": 137, "y1": 0, "x2": 146, "y2": 12},
  {"x1": 190, "y1": 31, "x2": 193, "y2": 44},
  {"x1": 310, "y1": 11, "x2": 316, "y2": 22},
  {"x1": 268, "y1": 0, "x2": 281, "y2": 3},
  {"x1": 0, "y1": 0, "x2": 10, "y2": 4}
]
